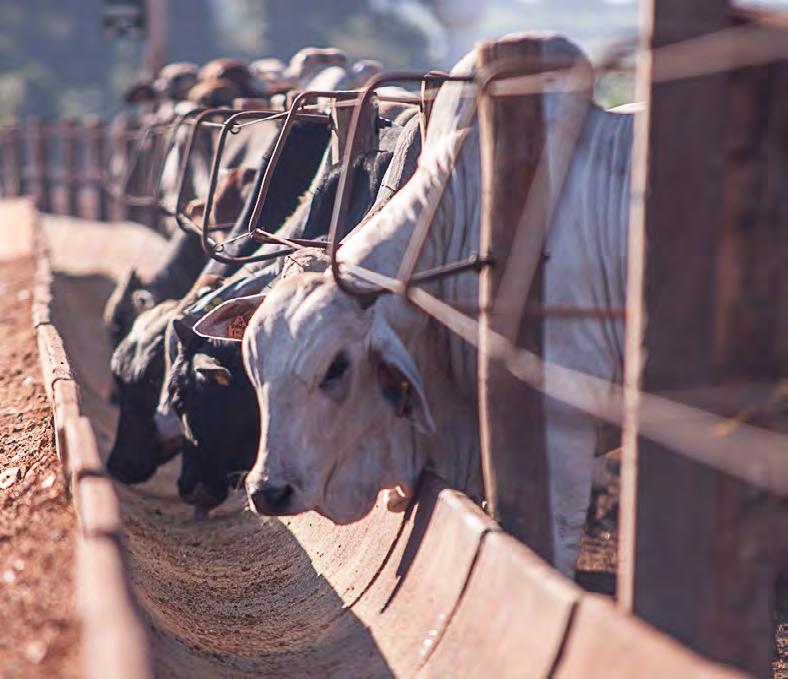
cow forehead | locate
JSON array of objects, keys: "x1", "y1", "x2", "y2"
[{"x1": 246, "y1": 277, "x2": 369, "y2": 386}]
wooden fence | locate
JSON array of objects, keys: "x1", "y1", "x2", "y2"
[{"x1": 0, "y1": 115, "x2": 154, "y2": 224}]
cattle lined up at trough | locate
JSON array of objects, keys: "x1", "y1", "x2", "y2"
[
  {"x1": 20, "y1": 17, "x2": 786, "y2": 675},
  {"x1": 98, "y1": 34, "x2": 636, "y2": 580},
  {"x1": 106, "y1": 49, "x2": 424, "y2": 517},
  {"x1": 194, "y1": 35, "x2": 634, "y2": 577}
]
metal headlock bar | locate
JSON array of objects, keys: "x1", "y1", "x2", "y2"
[
  {"x1": 196, "y1": 81, "x2": 448, "y2": 267},
  {"x1": 169, "y1": 107, "x2": 249, "y2": 236},
  {"x1": 99, "y1": 116, "x2": 173, "y2": 206},
  {"x1": 149, "y1": 109, "x2": 209, "y2": 211},
  {"x1": 117, "y1": 117, "x2": 181, "y2": 206},
  {"x1": 244, "y1": 90, "x2": 362, "y2": 245},
  {"x1": 326, "y1": 70, "x2": 487, "y2": 304},
  {"x1": 200, "y1": 89, "x2": 374, "y2": 266},
  {"x1": 198, "y1": 107, "x2": 330, "y2": 264},
  {"x1": 326, "y1": 58, "x2": 602, "y2": 307}
]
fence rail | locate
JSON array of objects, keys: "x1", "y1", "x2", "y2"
[{"x1": 0, "y1": 116, "x2": 141, "y2": 222}]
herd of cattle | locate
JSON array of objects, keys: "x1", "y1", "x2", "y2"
[{"x1": 104, "y1": 34, "x2": 635, "y2": 578}]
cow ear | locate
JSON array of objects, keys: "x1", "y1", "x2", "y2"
[
  {"x1": 193, "y1": 353, "x2": 232, "y2": 386},
  {"x1": 369, "y1": 313, "x2": 435, "y2": 435},
  {"x1": 172, "y1": 318, "x2": 200, "y2": 350},
  {"x1": 192, "y1": 293, "x2": 266, "y2": 342},
  {"x1": 103, "y1": 268, "x2": 143, "y2": 327}
]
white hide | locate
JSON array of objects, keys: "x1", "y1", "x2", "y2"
[{"x1": 202, "y1": 34, "x2": 634, "y2": 577}]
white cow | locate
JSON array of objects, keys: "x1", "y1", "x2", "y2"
[{"x1": 196, "y1": 34, "x2": 634, "y2": 576}]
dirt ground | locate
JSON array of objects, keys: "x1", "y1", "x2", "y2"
[
  {"x1": 578, "y1": 460, "x2": 788, "y2": 679},
  {"x1": 0, "y1": 257, "x2": 80, "y2": 678}
]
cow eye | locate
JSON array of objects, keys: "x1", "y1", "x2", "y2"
[{"x1": 320, "y1": 352, "x2": 350, "y2": 389}]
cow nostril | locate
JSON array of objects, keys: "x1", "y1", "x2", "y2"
[{"x1": 250, "y1": 482, "x2": 293, "y2": 515}]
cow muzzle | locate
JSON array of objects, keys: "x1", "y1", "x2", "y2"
[{"x1": 247, "y1": 478, "x2": 294, "y2": 515}]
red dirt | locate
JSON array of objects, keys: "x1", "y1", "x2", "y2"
[
  {"x1": 578, "y1": 458, "x2": 788, "y2": 679},
  {"x1": 0, "y1": 257, "x2": 80, "y2": 678}
]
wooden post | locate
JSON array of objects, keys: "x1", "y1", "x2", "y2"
[
  {"x1": 476, "y1": 36, "x2": 552, "y2": 560},
  {"x1": 84, "y1": 117, "x2": 107, "y2": 221},
  {"x1": 28, "y1": 117, "x2": 51, "y2": 212},
  {"x1": 618, "y1": 2, "x2": 788, "y2": 675},
  {"x1": 108, "y1": 116, "x2": 129, "y2": 222},
  {"x1": 59, "y1": 119, "x2": 79, "y2": 216},
  {"x1": 143, "y1": 0, "x2": 167, "y2": 78},
  {"x1": 329, "y1": 95, "x2": 378, "y2": 166},
  {"x1": 1, "y1": 122, "x2": 23, "y2": 197},
  {"x1": 123, "y1": 117, "x2": 151, "y2": 225}
]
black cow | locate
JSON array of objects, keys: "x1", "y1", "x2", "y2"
[
  {"x1": 159, "y1": 115, "x2": 423, "y2": 515},
  {"x1": 106, "y1": 120, "x2": 330, "y2": 485},
  {"x1": 106, "y1": 299, "x2": 180, "y2": 483},
  {"x1": 168, "y1": 323, "x2": 258, "y2": 516}
]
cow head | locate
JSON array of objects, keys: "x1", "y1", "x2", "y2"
[
  {"x1": 107, "y1": 301, "x2": 180, "y2": 484},
  {"x1": 158, "y1": 319, "x2": 258, "y2": 515},
  {"x1": 194, "y1": 273, "x2": 435, "y2": 524},
  {"x1": 103, "y1": 268, "x2": 155, "y2": 346}
]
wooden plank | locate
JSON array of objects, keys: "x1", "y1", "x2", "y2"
[
  {"x1": 618, "y1": 2, "x2": 788, "y2": 675},
  {"x1": 84, "y1": 117, "x2": 107, "y2": 221},
  {"x1": 1, "y1": 122, "x2": 23, "y2": 196},
  {"x1": 59, "y1": 119, "x2": 79, "y2": 216},
  {"x1": 28, "y1": 117, "x2": 51, "y2": 212},
  {"x1": 476, "y1": 35, "x2": 552, "y2": 559}
]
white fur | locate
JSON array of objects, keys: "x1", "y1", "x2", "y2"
[{"x1": 200, "y1": 36, "x2": 634, "y2": 576}]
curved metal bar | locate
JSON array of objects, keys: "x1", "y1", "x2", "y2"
[
  {"x1": 326, "y1": 71, "x2": 477, "y2": 302},
  {"x1": 202, "y1": 111, "x2": 333, "y2": 265},
  {"x1": 326, "y1": 59, "x2": 590, "y2": 304},
  {"x1": 171, "y1": 108, "x2": 244, "y2": 235},
  {"x1": 198, "y1": 108, "x2": 287, "y2": 259},
  {"x1": 100, "y1": 120, "x2": 160, "y2": 206},
  {"x1": 119, "y1": 118, "x2": 180, "y2": 206},
  {"x1": 203, "y1": 91, "x2": 353, "y2": 266},
  {"x1": 244, "y1": 89, "x2": 360, "y2": 244},
  {"x1": 151, "y1": 109, "x2": 205, "y2": 213}
]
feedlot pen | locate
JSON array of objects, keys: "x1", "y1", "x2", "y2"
[
  {"x1": 4, "y1": 0, "x2": 788, "y2": 676},
  {"x1": 40, "y1": 216, "x2": 628, "y2": 677}
]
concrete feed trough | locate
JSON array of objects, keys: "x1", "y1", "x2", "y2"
[{"x1": 35, "y1": 212, "x2": 740, "y2": 678}]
